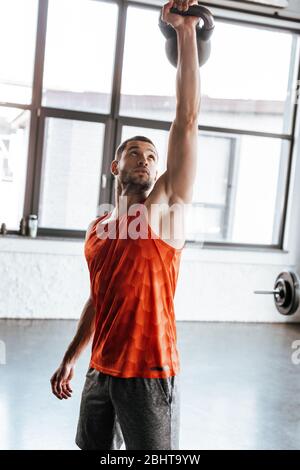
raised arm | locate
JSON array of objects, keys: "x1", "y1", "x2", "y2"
[{"x1": 162, "y1": 0, "x2": 201, "y2": 204}]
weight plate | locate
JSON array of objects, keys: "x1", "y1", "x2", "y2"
[{"x1": 274, "y1": 271, "x2": 300, "y2": 315}]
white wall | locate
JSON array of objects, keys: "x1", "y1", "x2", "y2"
[{"x1": 0, "y1": 238, "x2": 299, "y2": 322}]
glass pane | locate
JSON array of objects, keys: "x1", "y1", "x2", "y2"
[
  {"x1": 0, "y1": 0, "x2": 38, "y2": 104},
  {"x1": 185, "y1": 205, "x2": 223, "y2": 243},
  {"x1": 121, "y1": 125, "x2": 289, "y2": 245},
  {"x1": 120, "y1": 6, "x2": 176, "y2": 121},
  {"x1": 201, "y1": 22, "x2": 297, "y2": 133},
  {"x1": 0, "y1": 107, "x2": 31, "y2": 229},
  {"x1": 120, "y1": 7, "x2": 297, "y2": 135},
  {"x1": 39, "y1": 118, "x2": 105, "y2": 229},
  {"x1": 43, "y1": 0, "x2": 118, "y2": 113},
  {"x1": 229, "y1": 136, "x2": 289, "y2": 245},
  {"x1": 195, "y1": 135, "x2": 232, "y2": 205}
]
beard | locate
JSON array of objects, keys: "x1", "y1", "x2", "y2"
[{"x1": 119, "y1": 171, "x2": 153, "y2": 192}]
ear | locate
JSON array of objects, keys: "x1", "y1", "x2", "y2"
[{"x1": 111, "y1": 160, "x2": 119, "y2": 176}]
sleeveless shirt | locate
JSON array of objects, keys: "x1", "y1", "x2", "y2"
[{"x1": 84, "y1": 202, "x2": 183, "y2": 378}]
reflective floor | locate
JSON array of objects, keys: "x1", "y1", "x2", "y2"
[{"x1": 0, "y1": 319, "x2": 300, "y2": 450}]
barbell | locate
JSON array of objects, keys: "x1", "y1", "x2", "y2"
[
  {"x1": 254, "y1": 271, "x2": 300, "y2": 316},
  {"x1": 158, "y1": 2, "x2": 215, "y2": 68}
]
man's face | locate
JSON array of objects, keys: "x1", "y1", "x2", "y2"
[{"x1": 113, "y1": 140, "x2": 158, "y2": 192}]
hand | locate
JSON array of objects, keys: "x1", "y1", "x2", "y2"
[
  {"x1": 50, "y1": 361, "x2": 74, "y2": 400},
  {"x1": 161, "y1": 0, "x2": 200, "y2": 31}
]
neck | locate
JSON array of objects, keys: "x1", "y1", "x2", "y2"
[{"x1": 113, "y1": 192, "x2": 147, "y2": 218}]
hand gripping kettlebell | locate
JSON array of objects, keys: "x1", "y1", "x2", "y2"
[{"x1": 158, "y1": 3, "x2": 215, "y2": 68}]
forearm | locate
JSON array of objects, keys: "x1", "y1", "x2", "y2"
[
  {"x1": 62, "y1": 297, "x2": 96, "y2": 365},
  {"x1": 175, "y1": 25, "x2": 201, "y2": 122}
]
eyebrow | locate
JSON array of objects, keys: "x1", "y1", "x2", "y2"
[{"x1": 127, "y1": 146, "x2": 157, "y2": 156}]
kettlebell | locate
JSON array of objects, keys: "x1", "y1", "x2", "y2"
[{"x1": 158, "y1": 3, "x2": 215, "y2": 68}]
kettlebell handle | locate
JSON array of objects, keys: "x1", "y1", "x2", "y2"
[
  {"x1": 170, "y1": 3, "x2": 215, "y2": 32},
  {"x1": 158, "y1": 3, "x2": 215, "y2": 68}
]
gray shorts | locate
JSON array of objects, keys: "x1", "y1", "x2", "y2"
[{"x1": 75, "y1": 367, "x2": 181, "y2": 450}]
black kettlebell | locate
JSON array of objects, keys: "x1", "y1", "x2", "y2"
[{"x1": 158, "y1": 3, "x2": 215, "y2": 68}]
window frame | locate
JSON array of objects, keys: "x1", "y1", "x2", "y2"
[{"x1": 1, "y1": 0, "x2": 299, "y2": 251}]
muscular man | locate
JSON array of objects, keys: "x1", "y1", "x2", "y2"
[{"x1": 50, "y1": 0, "x2": 200, "y2": 450}]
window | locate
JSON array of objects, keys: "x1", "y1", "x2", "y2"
[
  {"x1": 121, "y1": 125, "x2": 289, "y2": 244},
  {"x1": 0, "y1": 107, "x2": 30, "y2": 229},
  {"x1": 43, "y1": 0, "x2": 118, "y2": 113},
  {"x1": 121, "y1": 7, "x2": 297, "y2": 134},
  {"x1": 1, "y1": 0, "x2": 298, "y2": 249},
  {"x1": 119, "y1": 4, "x2": 299, "y2": 247},
  {"x1": 200, "y1": 22, "x2": 296, "y2": 133},
  {"x1": 39, "y1": 118, "x2": 105, "y2": 230},
  {"x1": 120, "y1": 6, "x2": 177, "y2": 121},
  {"x1": 0, "y1": 0, "x2": 38, "y2": 104}
]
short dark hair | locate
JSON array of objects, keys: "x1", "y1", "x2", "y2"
[{"x1": 115, "y1": 135, "x2": 157, "y2": 161}]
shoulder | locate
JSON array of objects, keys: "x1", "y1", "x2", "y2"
[
  {"x1": 85, "y1": 219, "x2": 98, "y2": 243},
  {"x1": 145, "y1": 171, "x2": 170, "y2": 208},
  {"x1": 85, "y1": 213, "x2": 109, "y2": 243},
  {"x1": 146, "y1": 171, "x2": 185, "y2": 213}
]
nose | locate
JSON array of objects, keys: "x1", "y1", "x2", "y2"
[{"x1": 137, "y1": 157, "x2": 148, "y2": 167}]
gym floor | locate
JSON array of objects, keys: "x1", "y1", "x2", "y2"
[{"x1": 1, "y1": 319, "x2": 300, "y2": 450}]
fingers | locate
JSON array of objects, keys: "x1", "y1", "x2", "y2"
[
  {"x1": 173, "y1": 0, "x2": 187, "y2": 11},
  {"x1": 180, "y1": 1, "x2": 190, "y2": 12},
  {"x1": 177, "y1": 1, "x2": 185, "y2": 11},
  {"x1": 52, "y1": 377, "x2": 70, "y2": 399},
  {"x1": 173, "y1": 1, "x2": 181, "y2": 11},
  {"x1": 161, "y1": 0, "x2": 174, "y2": 21},
  {"x1": 61, "y1": 381, "x2": 72, "y2": 398},
  {"x1": 65, "y1": 381, "x2": 73, "y2": 393},
  {"x1": 50, "y1": 370, "x2": 73, "y2": 400},
  {"x1": 163, "y1": 0, "x2": 174, "y2": 12},
  {"x1": 183, "y1": 1, "x2": 190, "y2": 11},
  {"x1": 50, "y1": 373, "x2": 63, "y2": 400},
  {"x1": 169, "y1": 0, "x2": 191, "y2": 13}
]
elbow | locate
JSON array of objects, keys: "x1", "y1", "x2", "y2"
[
  {"x1": 176, "y1": 101, "x2": 200, "y2": 125},
  {"x1": 174, "y1": 115, "x2": 198, "y2": 130}
]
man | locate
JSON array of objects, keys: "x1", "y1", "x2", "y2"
[{"x1": 50, "y1": 0, "x2": 200, "y2": 450}]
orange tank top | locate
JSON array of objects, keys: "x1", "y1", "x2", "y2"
[{"x1": 84, "y1": 202, "x2": 183, "y2": 378}]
